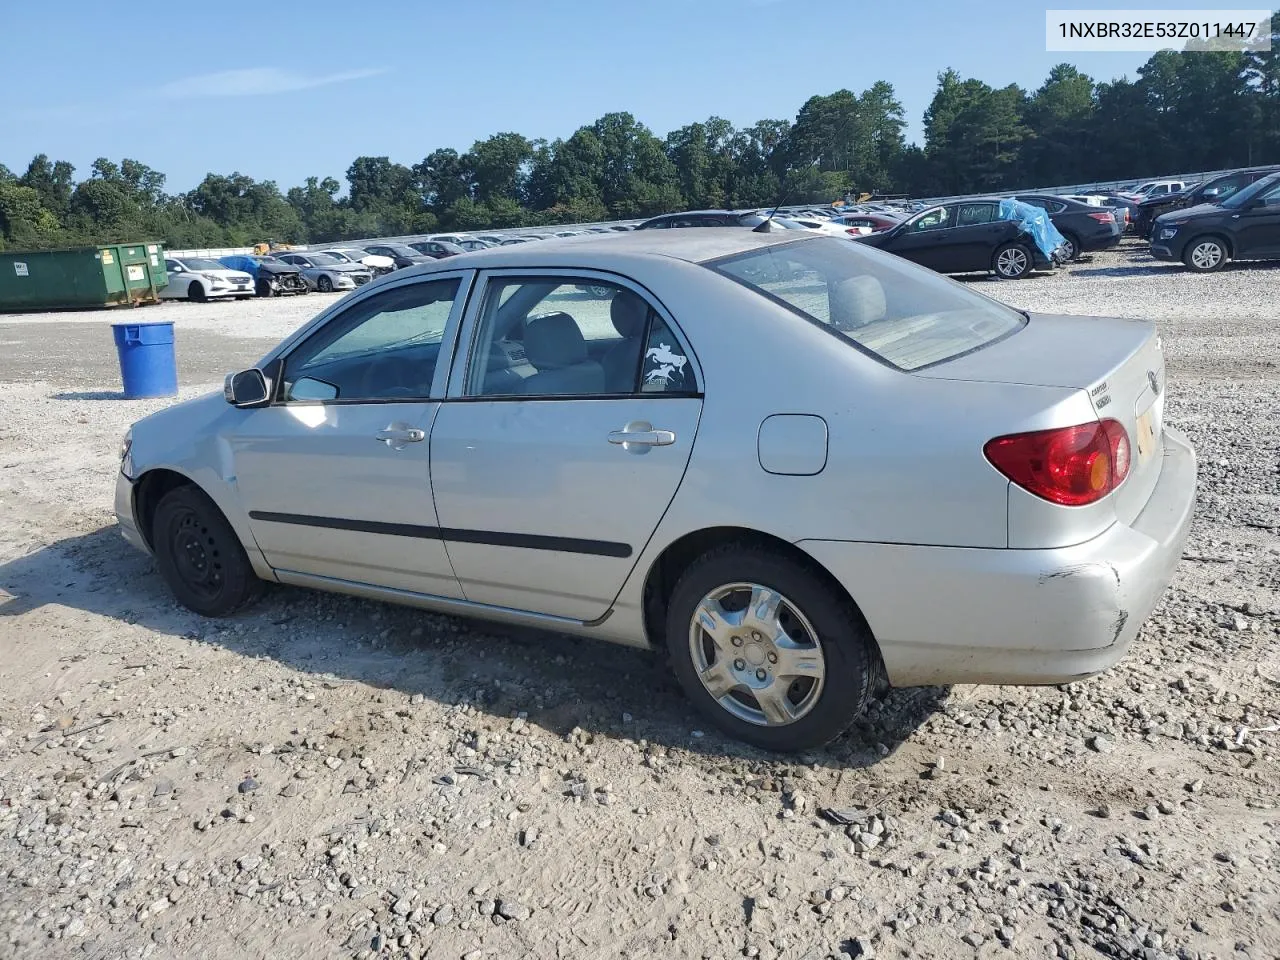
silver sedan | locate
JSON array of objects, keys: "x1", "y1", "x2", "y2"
[{"x1": 114, "y1": 230, "x2": 1196, "y2": 751}]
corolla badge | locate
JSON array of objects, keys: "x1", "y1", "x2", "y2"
[{"x1": 1147, "y1": 369, "x2": 1161, "y2": 396}]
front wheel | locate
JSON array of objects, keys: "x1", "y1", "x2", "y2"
[
  {"x1": 152, "y1": 485, "x2": 263, "y2": 617},
  {"x1": 992, "y1": 242, "x2": 1033, "y2": 280},
  {"x1": 1184, "y1": 236, "x2": 1228, "y2": 272},
  {"x1": 316, "y1": 274, "x2": 333, "y2": 293},
  {"x1": 665, "y1": 545, "x2": 879, "y2": 751},
  {"x1": 187, "y1": 281, "x2": 207, "y2": 302},
  {"x1": 255, "y1": 278, "x2": 275, "y2": 298}
]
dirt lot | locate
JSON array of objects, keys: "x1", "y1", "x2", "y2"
[{"x1": 1, "y1": 247, "x2": 1278, "y2": 960}]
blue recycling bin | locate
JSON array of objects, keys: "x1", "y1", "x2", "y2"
[{"x1": 111, "y1": 321, "x2": 178, "y2": 399}]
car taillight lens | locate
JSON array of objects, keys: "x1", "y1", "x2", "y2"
[
  {"x1": 1088, "y1": 211, "x2": 1115, "y2": 223},
  {"x1": 984, "y1": 419, "x2": 1131, "y2": 506}
]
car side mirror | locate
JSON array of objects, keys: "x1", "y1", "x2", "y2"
[{"x1": 224, "y1": 368, "x2": 271, "y2": 408}]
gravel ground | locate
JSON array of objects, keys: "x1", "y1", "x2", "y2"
[{"x1": 1, "y1": 243, "x2": 1278, "y2": 960}]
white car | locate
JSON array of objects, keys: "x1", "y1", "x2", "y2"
[
  {"x1": 784, "y1": 217, "x2": 867, "y2": 237},
  {"x1": 159, "y1": 257, "x2": 255, "y2": 302},
  {"x1": 321, "y1": 248, "x2": 396, "y2": 274}
]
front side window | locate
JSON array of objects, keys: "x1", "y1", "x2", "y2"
[
  {"x1": 465, "y1": 277, "x2": 692, "y2": 397},
  {"x1": 1222, "y1": 175, "x2": 1280, "y2": 209},
  {"x1": 709, "y1": 237, "x2": 1026, "y2": 372},
  {"x1": 281, "y1": 279, "x2": 460, "y2": 402},
  {"x1": 909, "y1": 207, "x2": 951, "y2": 232}
]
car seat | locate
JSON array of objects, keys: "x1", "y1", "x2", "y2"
[
  {"x1": 520, "y1": 312, "x2": 605, "y2": 395},
  {"x1": 601, "y1": 291, "x2": 649, "y2": 391}
]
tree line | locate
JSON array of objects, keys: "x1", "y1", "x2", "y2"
[{"x1": 2, "y1": 27, "x2": 1277, "y2": 252}]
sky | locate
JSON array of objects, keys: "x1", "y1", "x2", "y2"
[{"x1": 2, "y1": 0, "x2": 1223, "y2": 194}]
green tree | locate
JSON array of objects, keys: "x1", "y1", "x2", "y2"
[{"x1": 1024, "y1": 65, "x2": 1096, "y2": 185}]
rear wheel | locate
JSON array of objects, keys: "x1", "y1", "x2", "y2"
[
  {"x1": 152, "y1": 485, "x2": 263, "y2": 617},
  {"x1": 665, "y1": 545, "x2": 878, "y2": 752},
  {"x1": 1059, "y1": 232, "x2": 1081, "y2": 262},
  {"x1": 1184, "y1": 236, "x2": 1228, "y2": 272},
  {"x1": 187, "y1": 281, "x2": 207, "y2": 302},
  {"x1": 316, "y1": 274, "x2": 333, "y2": 293},
  {"x1": 992, "y1": 243, "x2": 1033, "y2": 280}
]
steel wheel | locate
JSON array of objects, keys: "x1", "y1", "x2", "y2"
[
  {"x1": 995, "y1": 245, "x2": 1030, "y2": 279},
  {"x1": 1186, "y1": 239, "x2": 1225, "y2": 272},
  {"x1": 688, "y1": 582, "x2": 826, "y2": 727},
  {"x1": 164, "y1": 505, "x2": 226, "y2": 604}
]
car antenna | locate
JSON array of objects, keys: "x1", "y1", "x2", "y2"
[{"x1": 753, "y1": 169, "x2": 796, "y2": 233}]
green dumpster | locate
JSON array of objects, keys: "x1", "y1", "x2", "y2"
[{"x1": 0, "y1": 242, "x2": 168, "y2": 312}]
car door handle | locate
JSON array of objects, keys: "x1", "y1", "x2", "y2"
[
  {"x1": 608, "y1": 421, "x2": 675, "y2": 449},
  {"x1": 375, "y1": 427, "x2": 425, "y2": 444}
]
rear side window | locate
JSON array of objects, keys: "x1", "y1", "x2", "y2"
[
  {"x1": 708, "y1": 237, "x2": 1026, "y2": 372},
  {"x1": 956, "y1": 203, "x2": 996, "y2": 225}
]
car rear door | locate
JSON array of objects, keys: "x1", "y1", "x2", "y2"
[
  {"x1": 227, "y1": 273, "x2": 472, "y2": 599},
  {"x1": 427, "y1": 271, "x2": 703, "y2": 621}
]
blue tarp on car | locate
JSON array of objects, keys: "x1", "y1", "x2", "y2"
[
  {"x1": 998, "y1": 199, "x2": 1067, "y2": 261},
  {"x1": 219, "y1": 255, "x2": 263, "y2": 276}
]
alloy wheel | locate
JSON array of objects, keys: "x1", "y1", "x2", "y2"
[
  {"x1": 997, "y1": 247, "x2": 1029, "y2": 277},
  {"x1": 1190, "y1": 241, "x2": 1223, "y2": 270}
]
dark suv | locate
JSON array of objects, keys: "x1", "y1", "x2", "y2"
[
  {"x1": 1135, "y1": 166, "x2": 1280, "y2": 239},
  {"x1": 1150, "y1": 172, "x2": 1280, "y2": 271}
]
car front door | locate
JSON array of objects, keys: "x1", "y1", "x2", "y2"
[
  {"x1": 1230, "y1": 180, "x2": 1280, "y2": 256},
  {"x1": 882, "y1": 207, "x2": 956, "y2": 270},
  {"x1": 428, "y1": 272, "x2": 703, "y2": 621},
  {"x1": 227, "y1": 273, "x2": 471, "y2": 598}
]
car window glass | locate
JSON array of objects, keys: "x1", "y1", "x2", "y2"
[
  {"x1": 909, "y1": 208, "x2": 951, "y2": 232},
  {"x1": 1018, "y1": 198, "x2": 1050, "y2": 210},
  {"x1": 466, "y1": 278, "x2": 687, "y2": 397},
  {"x1": 712, "y1": 237, "x2": 1025, "y2": 372},
  {"x1": 956, "y1": 203, "x2": 995, "y2": 226},
  {"x1": 1047, "y1": 201, "x2": 1067, "y2": 213},
  {"x1": 281, "y1": 278, "x2": 460, "y2": 402},
  {"x1": 165, "y1": 259, "x2": 181, "y2": 272},
  {"x1": 1259, "y1": 181, "x2": 1280, "y2": 204}
]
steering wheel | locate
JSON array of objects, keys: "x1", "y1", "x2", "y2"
[{"x1": 359, "y1": 355, "x2": 422, "y2": 399}]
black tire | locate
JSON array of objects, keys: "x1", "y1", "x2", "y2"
[
  {"x1": 1060, "y1": 232, "x2": 1081, "y2": 262},
  {"x1": 255, "y1": 278, "x2": 274, "y2": 298},
  {"x1": 316, "y1": 274, "x2": 333, "y2": 293},
  {"x1": 187, "y1": 281, "x2": 207, "y2": 302},
  {"x1": 1183, "y1": 235, "x2": 1228, "y2": 273},
  {"x1": 235, "y1": 295, "x2": 252, "y2": 301},
  {"x1": 664, "y1": 544, "x2": 879, "y2": 752},
  {"x1": 152, "y1": 485, "x2": 263, "y2": 617},
  {"x1": 992, "y1": 242, "x2": 1033, "y2": 280}
]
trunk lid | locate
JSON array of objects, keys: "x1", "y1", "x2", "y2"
[{"x1": 916, "y1": 314, "x2": 1166, "y2": 525}]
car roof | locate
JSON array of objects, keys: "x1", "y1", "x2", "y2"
[{"x1": 368, "y1": 227, "x2": 813, "y2": 279}]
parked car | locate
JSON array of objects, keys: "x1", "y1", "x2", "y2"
[
  {"x1": 362, "y1": 243, "x2": 435, "y2": 270},
  {"x1": 273, "y1": 252, "x2": 373, "y2": 292},
  {"x1": 855, "y1": 199, "x2": 1061, "y2": 279},
  {"x1": 456, "y1": 239, "x2": 496, "y2": 252},
  {"x1": 321, "y1": 248, "x2": 396, "y2": 276},
  {"x1": 115, "y1": 229, "x2": 1195, "y2": 751},
  {"x1": 218, "y1": 255, "x2": 309, "y2": 298},
  {"x1": 1133, "y1": 167, "x2": 1280, "y2": 239},
  {"x1": 408, "y1": 239, "x2": 465, "y2": 259},
  {"x1": 1010, "y1": 194, "x2": 1123, "y2": 260},
  {"x1": 427, "y1": 234, "x2": 469, "y2": 245},
  {"x1": 1124, "y1": 179, "x2": 1187, "y2": 201},
  {"x1": 159, "y1": 257, "x2": 255, "y2": 302},
  {"x1": 636, "y1": 210, "x2": 770, "y2": 230},
  {"x1": 837, "y1": 213, "x2": 904, "y2": 235},
  {"x1": 1150, "y1": 171, "x2": 1280, "y2": 272}
]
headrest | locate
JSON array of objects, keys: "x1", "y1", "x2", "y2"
[
  {"x1": 524, "y1": 312, "x2": 588, "y2": 369},
  {"x1": 610, "y1": 291, "x2": 649, "y2": 338},
  {"x1": 829, "y1": 276, "x2": 887, "y2": 331}
]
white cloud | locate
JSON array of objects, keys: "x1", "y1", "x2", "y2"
[{"x1": 159, "y1": 66, "x2": 388, "y2": 99}]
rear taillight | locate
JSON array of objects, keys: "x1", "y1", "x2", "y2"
[
  {"x1": 1088, "y1": 211, "x2": 1115, "y2": 223},
  {"x1": 984, "y1": 419, "x2": 1131, "y2": 507}
]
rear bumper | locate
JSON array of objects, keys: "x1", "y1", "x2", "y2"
[{"x1": 798, "y1": 426, "x2": 1197, "y2": 687}]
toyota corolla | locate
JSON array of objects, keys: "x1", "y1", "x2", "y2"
[{"x1": 115, "y1": 230, "x2": 1196, "y2": 751}]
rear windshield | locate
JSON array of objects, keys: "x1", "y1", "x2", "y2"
[{"x1": 707, "y1": 237, "x2": 1026, "y2": 371}]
